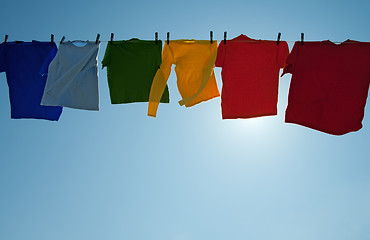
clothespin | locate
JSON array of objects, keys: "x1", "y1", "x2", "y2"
[
  {"x1": 167, "y1": 32, "x2": 170, "y2": 45},
  {"x1": 210, "y1": 31, "x2": 213, "y2": 44},
  {"x1": 301, "y1": 33, "x2": 304, "y2": 45},
  {"x1": 224, "y1": 32, "x2": 227, "y2": 45},
  {"x1": 51, "y1": 34, "x2": 54, "y2": 43},
  {"x1": 155, "y1": 32, "x2": 158, "y2": 44},
  {"x1": 277, "y1": 32, "x2": 281, "y2": 45},
  {"x1": 4, "y1": 35, "x2": 8, "y2": 44},
  {"x1": 60, "y1": 36, "x2": 65, "y2": 44},
  {"x1": 95, "y1": 34, "x2": 100, "y2": 44},
  {"x1": 110, "y1": 33, "x2": 114, "y2": 43}
]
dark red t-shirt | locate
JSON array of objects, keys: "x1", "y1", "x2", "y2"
[
  {"x1": 282, "y1": 40, "x2": 370, "y2": 135},
  {"x1": 215, "y1": 34, "x2": 289, "y2": 119}
]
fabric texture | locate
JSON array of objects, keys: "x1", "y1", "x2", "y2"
[
  {"x1": 148, "y1": 40, "x2": 220, "y2": 117},
  {"x1": 41, "y1": 41, "x2": 100, "y2": 110},
  {"x1": 282, "y1": 40, "x2": 370, "y2": 135},
  {"x1": 0, "y1": 41, "x2": 62, "y2": 120},
  {"x1": 216, "y1": 34, "x2": 289, "y2": 119},
  {"x1": 102, "y1": 39, "x2": 169, "y2": 104}
]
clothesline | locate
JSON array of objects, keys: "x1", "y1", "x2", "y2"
[
  {"x1": 2, "y1": 39, "x2": 358, "y2": 44},
  {"x1": 95, "y1": 40, "x2": 352, "y2": 44},
  {"x1": 2, "y1": 34, "x2": 365, "y2": 45}
]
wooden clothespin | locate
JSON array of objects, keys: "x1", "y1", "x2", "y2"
[
  {"x1": 301, "y1": 33, "x2": 304, "y2": 45},
  {"x1": 277, "y1": 32, "x2": 281, "y2": 45}
]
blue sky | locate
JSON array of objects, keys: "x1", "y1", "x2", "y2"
[{"x1": 0, "y1": 0, "x2": 369, "y2": 240}]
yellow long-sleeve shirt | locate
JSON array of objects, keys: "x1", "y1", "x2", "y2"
[{"x1": 148, "y1": 40, "x2": 220, "y2": 117}]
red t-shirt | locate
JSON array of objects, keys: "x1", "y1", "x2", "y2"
[
  {"x1": 215, "y1": 34, "x2": 289, "y2": 119},
  {"x1": 282, "y1": 40, "x2": 370, "y2": 135}
]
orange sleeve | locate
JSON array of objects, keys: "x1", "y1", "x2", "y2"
[{"x1": 148, "y1": 43, "x2": 173, "y2": 117}]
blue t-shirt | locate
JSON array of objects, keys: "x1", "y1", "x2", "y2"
[{"x1": 0, "y1": 41, "x2": 62, "y2": 120}]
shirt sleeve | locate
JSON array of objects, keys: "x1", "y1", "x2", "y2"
[
  {"x1": 215, "y1": 41, "x2": 224, "y2": 67},
  {"x1": 0, "y1": 43, "x2": 6, "y2": 73},
  {"x1": 148, "y1": 43, "x2": 174, "y2": 117},
  {"x1": 101, "y1": 42, "x2": 111, "y2": 69},
  {"x1": 278, "y1": 41, "x2": 290, "y2": 68},
  {"x1": 282, "y1": 42, "x2": 299, "y2": 76},
  {"x1": 40, "y1": 43, "x2": 58, "y2": 76}
]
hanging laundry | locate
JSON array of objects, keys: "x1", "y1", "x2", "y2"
[
  {"x1": 215, "y1": 34, "x2": 289, "y2": 119},
  {"x1": 148, "y1": 40, "x2": 220, "y2": 117},
  {"x1": 282, "y1": 40, "x2": 370, "y2": 135},
  {"x1": 102, "y1": 38, "x2": 169, "y2": 104},
  {"x1": 41, "y1": 41, "x2": 100, "y2": 110},
  {"x1": 0, "y1": 41, "x2": 62, "y2": 121}
]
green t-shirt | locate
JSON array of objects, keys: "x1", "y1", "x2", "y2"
[{"x1": 102, "y1": 39, "x2": 170, "y2": 104}]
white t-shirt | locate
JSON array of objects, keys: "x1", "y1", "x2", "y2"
[{"x1": 41, "y1": 41, "x2": 100, "y2": 110}]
